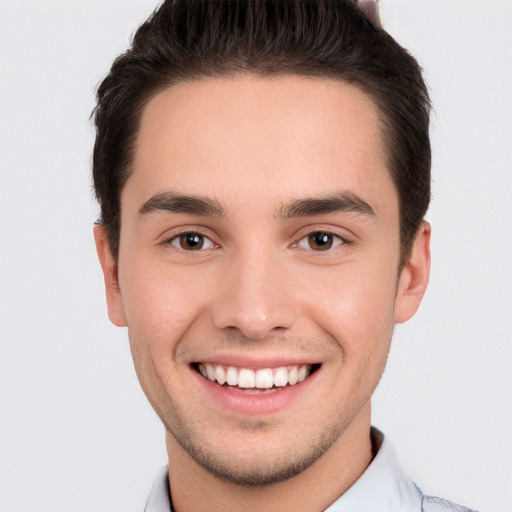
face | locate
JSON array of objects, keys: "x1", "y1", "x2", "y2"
[{"x1": 95, "y1": 75, "x2": 430, "y2": 486}]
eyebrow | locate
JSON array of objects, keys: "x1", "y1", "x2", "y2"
[
  {"x1": 139, "y1": 191, "x2": 226, "y2": 218},
  {"x1": 138, "y1": 190, "x2": 375, "y2": 220},
  {"x1": 277, "y1": 191, "x2": 375, "y2": 219}
]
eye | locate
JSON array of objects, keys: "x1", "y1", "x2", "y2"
[
  {"x1": 297, "y1": 231, "x2": 345, "y2": 251},
  {"x1": 169, "y1": 232, "x2": 215, "y2": 251}
]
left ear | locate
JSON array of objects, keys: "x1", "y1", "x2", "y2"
[
  {"x1": 93, "y1": 224, "x2": 127, "y2": 327},
  {"x1": 394, "y1": 221, "x2": 431, "y2": 324}
]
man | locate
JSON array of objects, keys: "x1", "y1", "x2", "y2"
[{"x1": 92, "y1": 1, "x2": 477, "y2": 510}]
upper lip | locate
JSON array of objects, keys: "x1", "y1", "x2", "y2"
[{"x1": 189, "y1": 352, "x2": 321, "y2": 369}]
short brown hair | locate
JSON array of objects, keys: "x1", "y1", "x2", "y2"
[{"x1": 92, "y1": 0, "x2": 431, "y2": 264}]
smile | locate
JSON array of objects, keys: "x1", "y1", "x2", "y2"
[{"x1": 197, "y1": 363, "x2": 315, "y2": 390}]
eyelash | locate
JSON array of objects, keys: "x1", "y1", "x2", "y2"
[{"x1": 163, "y1": 230, "x2": 348, "y2": 253}]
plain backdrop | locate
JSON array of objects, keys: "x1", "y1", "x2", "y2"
[{"x1": 1, "y1": 1, "x2": 511, "y2": 511}]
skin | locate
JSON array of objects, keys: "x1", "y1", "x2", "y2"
[{"x1": 95, "y1": 75, "x2": 430, "y2": 511}]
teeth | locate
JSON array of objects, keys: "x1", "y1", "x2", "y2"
[
  {"x1": 198, "y1": 363, "x2": 312, "y2": 389},
  {"x1": 238, "y1": 369, "x2": 255, "y2": 388},
  {"x1": 214, "y1": 365, "x2": 226, "y2": 385},
  {"x1": 288, "y1": 367, "x2": 298, "y2": 385},
  {"x1": 273, "y1": 367, "x2": 288, "y2": 387},
  {"x1": 255, "y1": 369, "x2": 274, "y2": 389},
  {"x1": 226, "y1": 366, "x2": 238, "y2": 386},
  {"x1": 206, "y1": 364, "x2": 215, "y2": 381}
]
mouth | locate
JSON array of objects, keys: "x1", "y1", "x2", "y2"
[{"x1": 194, "y1": 363, "x2": 321, "y2": 392}]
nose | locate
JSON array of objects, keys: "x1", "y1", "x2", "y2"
[{"x1": 210, "y1": 249, "x2": 297, "y2": 340}]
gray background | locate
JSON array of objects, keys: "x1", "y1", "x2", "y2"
[{"x1": 1, "y1": 1, "x2": 511, "y2": 511}]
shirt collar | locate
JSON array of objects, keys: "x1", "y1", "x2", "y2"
[
  {"x1": 144, "y1": 428, "x2": 423, "y2": 512},
  {"x1": 325, "y1": 427, "x2": 423, "y2": 512},
  {"x1": 143, "y1": 465, "x2": 173, "y2": 512}
]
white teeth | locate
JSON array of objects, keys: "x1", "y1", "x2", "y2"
[
  {"x1": 273, "y1": 367, "x2": 288, "y2": 387},
  {"x1": 255, "y1": 369, "x2": 274, "y2": 389},
  {"x1": 205, "y1": 363, "x2": 215, "y2": 381},
  {"x1": 198, "y1": 363, "x2": 313, "y2": 389},
  {"x1": 214, "y1": 365, "x2": 226, "y2": 385},
  {"x1": 238, "y1": 369, "x2": 255, "y2": 388},
  {"x1": 226, "y1": 366, "x2": 238, "y2": 386}
]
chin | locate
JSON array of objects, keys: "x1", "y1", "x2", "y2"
[{"x1": 164, "y1": 411, "x2": 344, "y2": 487}]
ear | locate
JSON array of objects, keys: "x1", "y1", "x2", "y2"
[
  {"x1": 93, "y1": 225, "x2": 127, "y2": 327},
  {"x1": 394, "y1": 221, "x2": 431, "y2": 324}
]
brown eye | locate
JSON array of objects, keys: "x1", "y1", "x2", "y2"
[
  {"x1": 308, "y1": 232, "x2": 333, "y2": 250},
  {"x1": 297, "y1": 231, "x2": 345, "y2": 251},
  {"x1": 170, "y1": 232, "x2": 214, "y2": 251},
  {"x1": 180, "y1": 233, "x2": 204, "y2": 250}
]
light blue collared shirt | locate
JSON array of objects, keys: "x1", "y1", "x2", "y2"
[{"x1": 144, "y1": 429, "x2": 478, "y2": 512}]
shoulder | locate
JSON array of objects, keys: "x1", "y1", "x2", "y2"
[{"x1": 421, "y1": 495, "x2": 480, "y2": 512}]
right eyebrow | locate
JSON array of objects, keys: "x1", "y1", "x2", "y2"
[
  {"x1": 138, "y1": 191, "x2": 226, "y2": 218},
  {"x1": 277, "y1": 191, "x2": 376, "y2": 220}
]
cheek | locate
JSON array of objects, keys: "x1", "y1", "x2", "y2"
[
  {"x1": 121, "y1": 265, "x2": 211, "y2": 399},
  {"x1": 119, "y1": 261, "x2": 210, "y2": 349},
  {"x1": 307, "y1": 264, "x2": 398, "y2": 353}
]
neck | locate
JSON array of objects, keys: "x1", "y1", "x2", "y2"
[{"x1": 166, "y1": 403, "x2": 373, "y2": 512}]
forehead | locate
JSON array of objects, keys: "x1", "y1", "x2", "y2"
[{"x1": 126, "y1": 75, "x2": 395, "y2": 216}]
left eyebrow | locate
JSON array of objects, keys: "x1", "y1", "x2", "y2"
[
  {"x1": 277, "y1": 191, "x2": 376, "y2": 219},
  {"x1": 138, "y1": 191, "x2": 226, "y2": 218}
]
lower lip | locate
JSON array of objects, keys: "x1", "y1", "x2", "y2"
[{"x1": 192, "y1": 367, "x2": 319, "y2": 416}]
